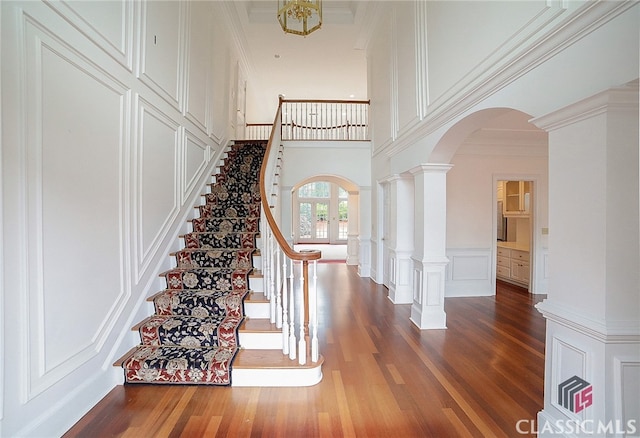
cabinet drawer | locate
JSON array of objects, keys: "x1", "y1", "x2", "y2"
[
  {"x1": 511, "y1": 250, "x2": 530, "y2": 262},
  {"x1": 497, "y1": 255, "x2": 510, "y2": 268},
  {"x1": 497, "y1": 247, "x2": 510, "y2": 257},
  {"x1": 497, "y1": 265, "x2": 511, "y2": 278}
]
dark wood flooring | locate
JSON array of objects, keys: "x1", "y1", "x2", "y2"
[{"x1": 65, "y1": 265, "x2": 546, "y2": 437}]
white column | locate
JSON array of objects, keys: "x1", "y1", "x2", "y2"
[
  {"x1": 409, "y1": 164, "x2": 453, "y2": 329},
  {"x1": 531, "y1": 83, "x2": 639, "y2": 436},
  {"x1": 379, "y1": 174, "x2": 415, "y2": 304},
  {"x1": 346, "y1": 190, "x2": 359, "y2": 266}
]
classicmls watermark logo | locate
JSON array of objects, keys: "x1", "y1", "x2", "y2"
[
  {"x1": 558, "y1": 375, "x2": 593, "y2": 413},
  {"x1": 516, "y1": 377, "x2": 637, "y2": 435}
]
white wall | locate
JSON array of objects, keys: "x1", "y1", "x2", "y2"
[
  {"x1": 0, "y1": 1, "x2": 241, "y2": 436},
  {"x1": 279, "y1": 141, "x2": 372, "y2": 261},
  {"x1": 445, "y1": 148, "x2": 548, "y2": 295}
]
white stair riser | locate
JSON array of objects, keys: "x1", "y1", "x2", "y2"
[
  {"x1": 232, "y1": 367, "x2": 323, "y2": 387},
  {"x1": 253, "y1": 255, "x2": 262, "y2": 270},
  {"x1": 249, "y1": 276, "x2": 264, "y2": 292},
  {"x1": 238, "y1": 332, "x2": 283, "y2": 350},
  {"x1": 244, "y1": 301, "x2": 270, "y2": 319}
]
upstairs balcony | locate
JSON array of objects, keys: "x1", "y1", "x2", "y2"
[{"x1": 245, "y1": 98, "x2": 370, "y2": 142}]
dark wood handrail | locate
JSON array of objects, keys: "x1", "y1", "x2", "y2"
[{"x1": 260, "y1": 99, "x2": 321, "y2": 262}]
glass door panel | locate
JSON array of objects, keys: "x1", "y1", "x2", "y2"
[
  {"x1": 299, "y1": 202, "x2": 312, "y2": 239},
  {"x1": 338, "y1": 199, "x2": 348, "y2": 240},
  {"x1": 315, "y1": 202, "x2": 328, "y2": 239}
]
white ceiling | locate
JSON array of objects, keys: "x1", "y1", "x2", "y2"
[{"x1": 230, "y1": 1, "x2": 374, "y2": 121}]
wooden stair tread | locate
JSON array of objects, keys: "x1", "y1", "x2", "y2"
[
  {"x1": 112, "y1": 347, "x2": 138, "y2": 367},
  {"x1": 233, "y1": 350, "x2": 324, "y2": 369},
  {"x1": 240, "y1": 318, "x2": 278, "y2": 332},
  {"x1": 245, "y1": 291, "x2": 268, "y2": 302}
]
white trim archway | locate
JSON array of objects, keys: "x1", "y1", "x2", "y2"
[{"x1": 291, "y1": 175, "x2": 360, "y2": 265}]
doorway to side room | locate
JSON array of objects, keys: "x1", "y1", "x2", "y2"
[{"x1": 496, "y1": 179, "x2": 533, "y2": 290}]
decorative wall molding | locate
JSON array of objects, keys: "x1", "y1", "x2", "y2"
[
  {"x1": 550, "y1": 335, "x2": 589, "y2": 423},
  {"x1": 376, "y1": 1, "x2": 637, "y2": 159},
  {"x1": 388, "y1": 250, "x2": 413, "y2": 304},
  {"x1": 445, "y1": 248, "x2": 493, "y2": 297},
  {"x1": 45, "y1": 0, "x2": 135, "y2": 71},
  {"x1": 136, "y1": 0, "x2": 186, "y2": 111},
  {"x1": 182, "y1": 129, "x2": 209, "y2": 202},
  {"x1": 530, "y1": 81, "x2": 639, "y2": 131},
  {"x1": 415, "y1": 0, "x2": 429, "y2": 118},
  {"x1": 613, "y1": 357, "x2": 640, "y2": 426},
  {"x1": 133, "y1": 96, "x2": 181, "y2": 282},
  {"x1": 392, "y1": 4, "x2": 422, "y2": 138},
  {"x1": 23, "y1": 21, "x2": 131, "y2": 400},
  {"x1": 183, "y1": 1, "x2": 211, "y2": 134},
  {"x1": 537, "y1": 299, "x2": 640, "y2": 343}
]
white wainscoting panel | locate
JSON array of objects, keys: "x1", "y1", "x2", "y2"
[
  {"x1": 551, "y1": 335, "x2": 589, "y2": 423},
  {"x1": 134, "y1": 97, "x2": 180, "y2": 280},
  {"x1": 183, "y1": 129, "x2": 209, "y2": 200},
  {"x1": 138, "y1": 0, "x2": 185, "y2": 109},
  {"x1": 394, "y1": 2, "x2": 421, "y2": 134},
  {"x1": 614, "y1": 357, "x2": 640, "y2": 430},
  {"x1": 24, "y1": 24, "x2": 130, "y2": 398},
  {"x1": 184, "y1": 1, "x2": 211, "y2": 133},
  {"x1": 445, "y1": 248, "x2": 493, "y2": 297},
  {"x1": 209, "y1": 12, "x2": 230, "y2": 143},
  {"x1": 45, "y1": 0, "x2": 134, "y2": 70}
]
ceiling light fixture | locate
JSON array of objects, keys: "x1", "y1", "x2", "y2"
[{"x1": 277, "y1": 0, "x2": 322, "y2": 37}]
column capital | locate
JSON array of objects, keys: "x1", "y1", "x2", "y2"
[
  {"x1": 408, "y1": 163, "x2": 454, "y2": 175},
  {"x1": 378, "y1": 173, "x2": 412, "y2": 185}
]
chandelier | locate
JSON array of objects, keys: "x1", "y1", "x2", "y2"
[{"x1": 277, "y1": 0, "x2": 322, "y2": 37}]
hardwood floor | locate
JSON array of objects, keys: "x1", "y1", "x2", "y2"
[{"x1": 65, "y1": 265, "x2": 546, "y2": 438}]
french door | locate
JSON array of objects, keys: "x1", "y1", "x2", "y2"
[
  {"x1": 298, "y1": 201, "x2": 329, "y2": 242},
  {"x1": 294, "y1": 181, "x2": 348, "y2": 244}
]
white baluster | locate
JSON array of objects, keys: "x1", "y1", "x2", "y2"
[
  {"x1": 281, "y1": 252, "x2": 289, "y2": 355},
  {"x1": 275, "y1": 243, "x2": 282, "y2": 328},
  {"x1": 269, "y1": 232, "x2": 276, "y2": 324},
  {"x1": 263, "y1": 227, "x2": 270, "y2": 300},
  {"x1": 298, "y1": 261, "x2": 307, "y2": 365},
  {"x1": 311, "y1": 259, "x2": 319, "y2": 363},
  {"x1": 288, "y1": 259, "x2": 296, "y2": 360}
]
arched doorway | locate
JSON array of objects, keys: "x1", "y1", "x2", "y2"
[
  {"x1": 291, "y1": 175, "x2": 360, "y2": 265},
  {"x1": 293, "y1": 181, "x2": 348, "y2": 244},
  {"x1": 431, "y1": 108, "x2": 548, "y2": 296}
]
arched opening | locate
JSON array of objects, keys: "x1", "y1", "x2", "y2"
[
  {"x1": 291, "y1": 175, "x2": 360, "y2": 264},
  {"x1": 434, "y1": 108, "x2": 548, "y2": 295}
]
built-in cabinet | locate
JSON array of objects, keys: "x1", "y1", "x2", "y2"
[
  {"x1": 497, "y1": 243, "x2": 530, "y2": 287},
  {"x1": 503, "y1": 180, "x2": 531, "y2": 217}
]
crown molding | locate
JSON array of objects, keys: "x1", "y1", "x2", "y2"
[{"x1": 530, "y1": 81, "x2": 639, "y2": 131}]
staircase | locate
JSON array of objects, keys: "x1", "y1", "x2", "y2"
[{"x1": 116, "y1": 141, "x2": 323, "y2": 387}]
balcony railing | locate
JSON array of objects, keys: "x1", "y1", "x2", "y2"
[
  {"x1": 245, "y1": 123, "x2": 273, "y2": 141},
  {"x1": 246, "y1": 98, "x2": 370, "y2": 142}
]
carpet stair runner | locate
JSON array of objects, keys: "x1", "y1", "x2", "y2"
[{"x1": 117, "y1": 142, "x2": 266, "y2": 385}]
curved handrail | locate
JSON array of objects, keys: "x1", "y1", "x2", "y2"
[{"x1": 260, "y1": 98, "x2": 321, "y2": 262}]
